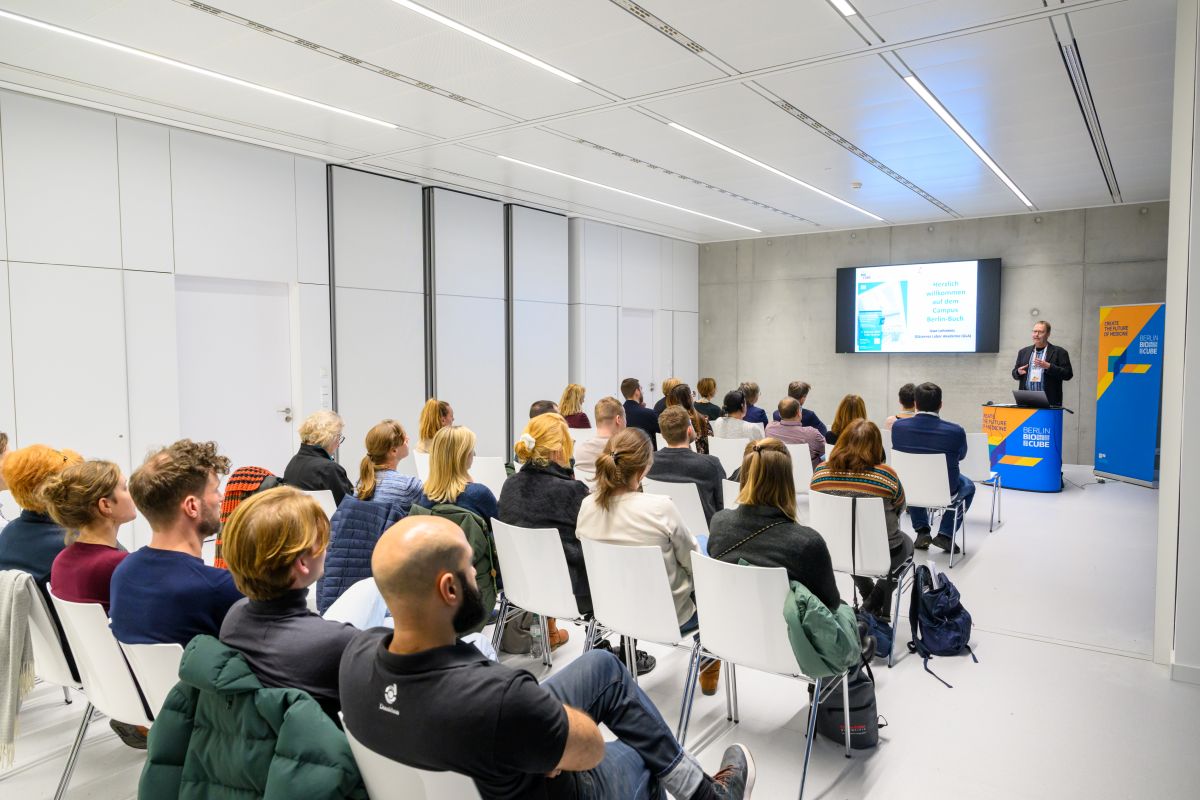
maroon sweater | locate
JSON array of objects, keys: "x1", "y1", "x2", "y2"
[{"x1": 51, "y1": 542, "x2": 128, "y2": 612}]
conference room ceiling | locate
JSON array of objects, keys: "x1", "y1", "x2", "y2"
[{"x1": 0, "y1": 0, "x2": 1176, "y2": 242}]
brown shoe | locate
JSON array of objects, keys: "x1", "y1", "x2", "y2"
[{"x1": 700, "y1": 659, "x2": 722, "y2": 696}]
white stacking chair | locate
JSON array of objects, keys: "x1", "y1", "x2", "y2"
[
  {"x1": 962, "y1": 432, "x2": 1003, "y2": 531},
  {"x1": 469, "y1": 456, "x2": 508, "y2": 500},
  {"x1": 690, "y1": 556, "x2": 851, "y2": 800},
  {"x1": 303, "y1": 489, "x2": 339, "y2": 519},
  {"x1": 568, "y1": 427, "x2": 594, "y2": 446},
  {"x1": 395, "y1": 451, "x2": 419, "y2": 477},
  {"x1": 324, "y1": 577, "x2": 391, "y2": 629},
  {"x1": 880, "y1": 428, "x2": 892, "y2": 460},
  {"x1": 708, "y1": 437, "x2": 749, "y2": 478},
  {"x1": 722, "y1": 479, "x2": 740, "y2": 510},
  {"x1": 414, "y1": 451, "x2": 431, "y2": 481},
  {"x1": 344, "y1": 719, "x2": 482, "y2": 799},
  {"x1": 786, "y1": 444, "x2": 816, "y2": 495},
  {"x1": 490, "y1": 519, "x2": 588, "y2": 668},
  {"x1": 642, "y1": 478, "x2": 710, "y2": 538},
  {"x1": 119, "y1": 642, "x2": 184, "y2": 717},
  {"x1": 808, "y1": 493, "x2": 913, "y2": 665},
  {"x1": 890, "y1": 450, "x2": 969, "y2": 567},
  {"x1": 824, "y1": 441, "x2": 835, "y2": 459}
]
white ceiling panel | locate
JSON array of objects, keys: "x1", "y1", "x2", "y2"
[{"x1": 853, "y1": 0, "x2": 1042, "y2": 43}]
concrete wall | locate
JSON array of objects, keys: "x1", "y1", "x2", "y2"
[{"x1": 699, "y1": 203, "x2": 1169, "y2": 464}]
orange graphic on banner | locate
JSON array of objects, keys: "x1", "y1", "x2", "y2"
[
  {"x1": 1097, "y1": 304, "x2": 1161, "y2": 399},
  {"x1": 1121, "y1": 364, "x2": 1152, "y2": 373},
  {"x1": 982, "y1": 406, "x2": 1037, "y2": 447},
  {"x1": 999, "y1": 455, "x2": 1042, "y2": 467}
]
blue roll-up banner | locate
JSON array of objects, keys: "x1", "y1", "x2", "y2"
[{"x1": 1094, "y1": 303, "x2": 1165, "y2": 487}]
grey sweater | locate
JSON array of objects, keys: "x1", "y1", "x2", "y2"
[{"x1": 646, "y1": 446, "x2": 727, "y2": 523}]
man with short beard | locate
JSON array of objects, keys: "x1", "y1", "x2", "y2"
[{"x1": 109, "y1": 439, "x2": 242, "y2": 646}]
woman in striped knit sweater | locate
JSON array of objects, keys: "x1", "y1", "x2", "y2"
[{"x1": 810, "y1": 419, "x2": 914, "y2": 621}]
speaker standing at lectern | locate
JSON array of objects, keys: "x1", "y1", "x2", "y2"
[{"x1": 1012, "y1": 320, "x2": 1073, "y2": 406}]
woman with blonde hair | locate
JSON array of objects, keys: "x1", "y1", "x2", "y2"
[
  {"x1": 357, "y1": 420, "x2": 423, "y2": 517},
  {"x1": 498, "y1": 413, "x2": 587, "y2": 651},
  {"x1": 826, "y1": 394, "x2": 868, "y2": 447},
  {"x1": 0, "y1": 445, "x2": 84, "y2": 593},
  {"x1": 415, "y1": 426, "x2": 497, "y2": 523},
  {"x1": 44, "y1": 460, "x2": 137, "y2": 611},
  {"x1": 283, "y1": 409, "x2": 354, "y2": 504},
  {"x1": 416, "y1": 398, "x2": 454, "y2": 454},
  {"x1": 558, "y1": 384, "x2": 591, "y2": 429},
  {"x1": 652, "y1": 376, "x2": 682, "y2": 415}
]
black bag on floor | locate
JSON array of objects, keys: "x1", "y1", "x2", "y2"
[{"x1": 814, "y1": 662, "x2": 884, "y2": 749}]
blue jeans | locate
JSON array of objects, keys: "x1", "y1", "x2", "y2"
[
  {"x1": 544, "y1": 650, "x2": 704, "y2": 800},
  {"x1": 908, "y1": 474, "x2": 976, "y2": 537}
]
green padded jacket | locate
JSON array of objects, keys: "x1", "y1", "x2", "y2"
[
  {"x1": 408, "y1": 503, "x2": 498, "y2": 635},
  {"x1": 782, "y1": 578, "x2": 861, "y2": 679},
  {"x1": 138, "y1": 635, "x2": 367, "y2": 800}
]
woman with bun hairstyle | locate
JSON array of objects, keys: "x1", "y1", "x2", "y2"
[
  {"x1": 415, "y1": 398, "x2": 455, "y2": 454},
  {"x1": 356, "y1": 420, "x2": 423, "y2": 517},
  {"x1": 45, "y1": 460, "x2": 137, "y2": 611}
]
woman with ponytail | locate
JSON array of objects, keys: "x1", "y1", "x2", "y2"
[
  {"x1": 356, "y1": 420, "x2": 423, "y2": 518},
  {"x1": 666, "y1": 382, "x2": 713, "y2": 455},
  {"x1": 415, "y1": 398, "x2": 454, "y2": 454}
]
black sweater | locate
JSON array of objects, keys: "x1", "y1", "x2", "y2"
[
  {"x1": 283, "y1": 444, "x2": 354, "y2": 505},
  {"x1": 646, "y1": 447, "x2": 726, "y2": 523}
]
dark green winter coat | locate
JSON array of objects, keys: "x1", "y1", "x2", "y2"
[
  {"x1": 408, "y1": 502, "x2": 498, "y2": 633},
  {"x1": 138, "y1": 635, "x2": 366, "y2": 800}
]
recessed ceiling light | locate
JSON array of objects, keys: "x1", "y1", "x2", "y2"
[
  {"x1": 389, "y1": 1, "x2": 582, "y2": 84},
  {"x1": 496, "y1": 155, "x2": 762, "y2": 233},
  {"x1": 829, "y1": 0, "x2": 859, "y2": 16},
  {"x1": 904, "y1": 75, "x2": 1033, "y2": 208},
  {"x1": 667, "y1": 122, "x2": 884, "y2": 222},
  {"x1": 0, "y1": 9, "x2": 398, "y2": 129}
]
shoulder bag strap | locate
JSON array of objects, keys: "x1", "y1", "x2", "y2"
[{"x1": 710, "y1": 519, "x2": 789, "y2": 560}]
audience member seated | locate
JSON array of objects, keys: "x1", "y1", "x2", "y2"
[
  {"x1": 648, "y1": 407, "x2": 726, "y2": 524},
  {"x1": 415, "y1": 398, "x2": 455, "y2": 454},
  {"x1": 891, "y1": 382, "x2": 974, "y2": 553},
  {"x1": 219, "y1": 487, "x2": 358, "y2": 721},
  {"x1": 356, "y1": 420, "x2": 423, "y2": 518},
  {"x1": 215, "y1": 466, "x2": 283, "y2": 569},
  {"x1": 711, "y1": 390, "x2": 766, "y2": 442},
  {"x1": 770, "y1": 381, "x2": 829, "y2": 438},
  {"x1": 416, "y1": 426, "x2": 499, "y2": 524},
  {"x1": 652, "y1": 376, "x2": 682, "y2": 415},
  {"x1": 708, "y1": 439, "x2": 842, "y2": 612},
  {"x1": 529, "y1": 399, "x2": 559, "y2": 417},
  {"x1": 110, "y1": 440, "x2": 242, "y2": 646},
  {"x1": 498, "y1": 413, "x2": 588, "y2": 650},
  {"x1": 338, "y1": 515, "x2": 753, "y2": 800},
  {"x1": 826, "y1": 394, "x2": 867, "y2": 447},
  {"x1": 765, "y1": 397, "x2": 826, "y2": 468},
  {"x1": 621, "y1": 377, "x2": 660, "y2": 450},
  {"x1": 811, "y1": 420, "x2": 914, "y2": 621},
  {"x1": 44, "y1": 460, "x2": 135, "y2": 612},
  {"x1": 668, "y1": 383, "x2": 713, "y2": 455},
  {"x1": 0, "y1": 445, "x2": 83, "y2": 595},
  {"x1": 318, "y1": 487, "x2": 405, "y2": 615},
  {"x1": 695, "y1": 378, "x2": 723, "y2": 421},
  {"x1": 559, "y1": 383, "x2": 591, "y2": 429},
  {"x1": 284, "y1": 410, "x2": 354, "y2": 505},
  {"x1": 739, "y1": 382, "x2": 768, "y2": 427},
  {"x1": 885, "y1": 383, "x2": 917, "y2": 429},
  {"x1": 574, "y1": 397, "x2": 625, "y2": 489}
]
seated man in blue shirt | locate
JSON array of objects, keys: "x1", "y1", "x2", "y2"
[
  {"x1": 110, "y1": 440, "x2": 243, "y2": 646},
  {"x1": 890, "y1": 383, "x2": 975, "y2": 553}
]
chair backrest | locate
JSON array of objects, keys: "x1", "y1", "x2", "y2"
[
  {"x1": 722, "y1": 479, "x2": 740, "y2": 510},
  {"x1": 785, "y1": 444, "x2": 815, "y2": 494},
  {"x1": 469, "y1": 457, "x2": 508, "y2": 500},
  {"x1": 707, "y1": 437, "x2": 748, "y2": 477},
  {"x1": 691, "y1": 555, "x2": 804, "y2": 676},
  {"x1": 324, "y1": 577, "x2": 390, "y2": 629},
  {"x1": 642, "y1": 478, "x2": 709, "y2": 537},
  {"x1": 304, "y1": 489, "x2": 339, "y2": 519},
  {"x1": 580, "y1": 538, "x2": 685, "y2": 646},
  {"x1": 960, "y1": 432, "x2": 993, "y2": 482},
  {"x1": 491, "y1": 519, "x2": 580, "y2": 620},
  {"x1": 396, "y1": 451, "x2": 418, "y2": 477},
  {"x1": 807, "y1": 492, "x2": 892, "y2": 576},
  {"x1": 14, "y1": 576, "x2": 78, "y2": 689},
  {"x1": 880, "y1": 427, "x2": 892, "y2": 455},
  {"x1": 49, "y1": 593, "x2": 153, "y2": 726},
  {"x1": 414, "y1": 452, "x2": 431, "y2": 481},
  {"x1": 890, "y1": 450, "x2": 953, "y2": 507},
  {"x1": 119, "y1": 642, "x2": 184, "y2": 716},
  {"x1": 344, "y1": 720, "x2": 482, "y2": 799},
  {"x1": 825, "y1": 441, "x2": 834, "y2": 459},
  {"x1": 567, "y1": 428, "x2": 594, "y2": 445}
]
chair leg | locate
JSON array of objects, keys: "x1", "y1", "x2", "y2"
[
  {"x1": 730, "y1": 662, "x2": 740, "y2": 724},
  {"x1": 676, "y1": 640, "x2": 704, "y2": 745},
  {"x1": 62, "y1": 686, "x2": 72, "y2": 705},
  {"x1": 841, "y1": 673, "x2": 852, "y2": 758},
  {"x1": 888, "y1": 562, "x2": 912, "y2": 668},
  {"x1": 996, "y1": 474, "x2": 1003, "y2": 526},
  {"x1": 583, "y1": 618, "x2": 597, "y2": 652},
  {"x1": 948, "y1": 505, "x2": 960, "y2": 569},
  {"x1": 490, "y1": 594, "x2": 509, "y2": 651},
  {"x1": 798, "y1": 678, "x2": 823, "y2": 800},
  {"x1": 538, "y1": 614, "x2": 553, "y2": 668},
  {"x1": 53, "y1": 701, "x2": 94, "y2": 800},
  {"x1": 723, "y1": 659, "x2": 734, "y2": 721}
]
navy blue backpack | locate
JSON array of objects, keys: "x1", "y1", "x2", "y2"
[{"x1": 907, "y1": 564, "x2": 977, "y2": 687}]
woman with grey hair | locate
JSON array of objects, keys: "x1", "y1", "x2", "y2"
[{"x1": 283, "y1": 410, "x2": 354, "y2": 505}]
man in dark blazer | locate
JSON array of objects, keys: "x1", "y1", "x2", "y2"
[
  {"x1": 1012, "y1": 320, "x2": 1073, "y2": 407},
  {"x1": 620, "y1": 377, "x2": 659, "y2": 450},
  {"x1": 891, "y1": 382, "x2": 974, "y2": 553}
]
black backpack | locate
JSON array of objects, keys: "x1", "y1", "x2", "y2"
[
  {"x1": 814, "y1": 661, "x2": 886, "y2": 749},
  {"x1": 906, "y1": 564, "x2": 977, "y2": 687}
]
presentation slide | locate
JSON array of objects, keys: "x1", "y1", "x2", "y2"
[{"x1": 853, "y1": 261, "x2": 979, "y2": 353}]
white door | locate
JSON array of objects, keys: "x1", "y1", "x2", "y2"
[
  {"x1": 175, "y1": 277, "x2": 295, "y2": 475},
  {"x1": 619, "y1": 308, "x2": 658, "y2": 405}
]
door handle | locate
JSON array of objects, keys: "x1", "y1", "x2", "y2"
[{"x1": 278, "y1": 407, "x2": 293, "y2": 423}]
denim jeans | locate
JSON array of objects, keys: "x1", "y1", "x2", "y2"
[
  {"x1": 544, "y1": 650, "x2": 704, "y2": 800},
  {"x1": 908, "y1": 474, "x2": 976, "y2": 536}
]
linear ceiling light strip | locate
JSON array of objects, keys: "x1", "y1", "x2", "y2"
[
  {"x1": 497, "y1": 155, "x2": 761, "y2": 232},
  {"x1": 829, "y1": 0, "x2": 859, "y2": 16},
  {"x1": 0, "y1": 9, "x2": 398, "y2": 128}
]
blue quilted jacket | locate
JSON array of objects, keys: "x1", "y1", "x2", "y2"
[{"x1": 316, "y1": 497, "x2": 403, "y2": 614}]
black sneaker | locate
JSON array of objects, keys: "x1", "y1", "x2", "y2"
[
  {"x1": 932, "y1": 534, "x2": 961, "y2": 554},
  {"x1": 913, "y1": 528, "x2": 933, "y2": 550},
  {"x1": 615, "y1": 645, "x2": 657, "y2": 676},
  {"x1": 711, "y1": 743, "x2": 755, "y2": 799},
  {"x1": 109, "y1": 719, "x2": 148, "y2": 750}
]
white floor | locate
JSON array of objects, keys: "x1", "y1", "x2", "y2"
[{"x1": 4, "y1": 465, "x2": 1199, "y2": 799}]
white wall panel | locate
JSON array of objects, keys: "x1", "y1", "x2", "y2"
[
  {"x1": 513, "y1": 300, "x2": 569, "y2": 436},
  {"x1": 0, "y1": 93, "x2": 121, "y2": 269},
  {"x1": 296, "y1": 159, "x2": 330, "y2": 284},
  {"x1": 437, "y1": 295, "x2": 507, "y2": 457},
  {"x1": 331, "y1": 167, "x2": 423, "y2": 292},
  {"x1": 572, "y1": 304, "x2": 619, "y2": 400},
  {"x1": 123, "y1": 271, "x2": 180, "y2": 465},
  {"x1": 432, "y1": 189, "x2": 504, "y2": 299},
  {"x1": 511, "y1": 206, "x2": 568, "y2": 303},
  {"x1": 620, "y1": 228, "x2": 662, "y2": 310},
  {"x1": 0, "y1": 127, "x2": 7, "y2": 259},
  {"x1": 673, "y1": 240, "x2": 700, "y2": 313},
  {"x1": 117, "y1": 118, "x2": 174, "y2": 272},
  {"x1": 654, "y1": 309, "x2": 674, "y2": 387},
  {"x1": 672, "y1": 312, "x2": 699, "y2": 388},
  {"x1": 170, "y1": 130, "x2": 296, "y2": 283},
  {"x1": 9, "y1": 263, "x2": 130, "y2": 473},
  {"x1": 569, "y1": 219, "x2": 620, "y2": 306},
  {"x1": 659, "y1": 239, "x2": 676, "y2": 312},
  {"x1": 335, "y1": 287, "x2": 426, "y2": 472},
  {"x1": 0, "y1": 262, "x2": 14, "y2": 443},
  {"x1": 296, "y1": 283, "x2": 333, "y2": 423}
]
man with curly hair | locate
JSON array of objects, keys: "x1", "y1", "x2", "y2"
[{"x1": 109, "y1": 439, "x2": 242, "y2": 646}]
